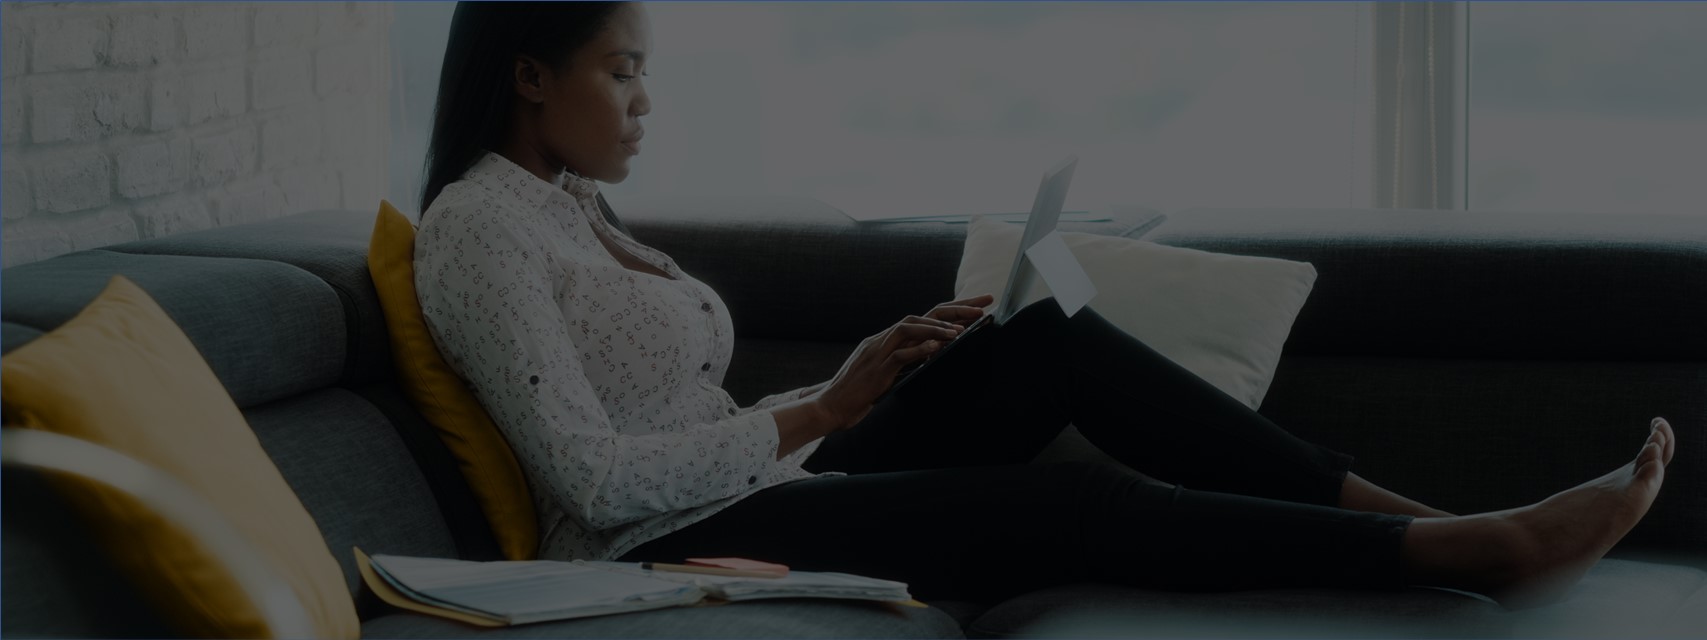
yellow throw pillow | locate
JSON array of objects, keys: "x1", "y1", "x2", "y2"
[
  {"x1": 0, "y1": 275, "x2": 358, "y2": 639},
  {"x1": 368, "y1": 200, "x2": 540, "y2": 560}
]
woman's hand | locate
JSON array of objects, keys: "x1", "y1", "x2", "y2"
[
  {"x1": 890, "y1": 293, "x2": 997, "y2": 351},
  {"x1": 810, "y1": 293, "x2": 997, "y2": 430},
  {"x1": 926, "y1": 293, "x2": 995, "y2": 328}
]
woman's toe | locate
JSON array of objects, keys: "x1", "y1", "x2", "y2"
[{"x1": 1651, "y1": 418, "x2": 1675, "y2": 466}]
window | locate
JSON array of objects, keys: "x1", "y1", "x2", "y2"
[
  {"x1": 390, "y1": 2, "x2": 1374, "y2": 217},
  {"x1": 388, "y1": 3, "x2": 1703, "y2": 217},
  {"x1": 1466, "y1": 2, "x2": 1707, "y2": 214},
  {"x1": 610, "y1": 2, "x2": 1373, "y2": 217}
]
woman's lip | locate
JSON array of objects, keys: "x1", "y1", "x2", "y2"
[{"x1": 621, "y1": 140, "x2": 640, "y2": 155}]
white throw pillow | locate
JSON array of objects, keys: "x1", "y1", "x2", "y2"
[{"x1": 955, "y1": 215, "x2": 1317, "y2": 411}]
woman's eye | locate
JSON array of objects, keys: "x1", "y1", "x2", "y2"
[{"x1": 613, "y1": 72, "x2": 648, "y2": 83}]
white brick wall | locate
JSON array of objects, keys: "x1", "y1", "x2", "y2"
[
  {"x1": 0, "y1": 1, "x2": 393, "y2": 269},
  {"x1": 32, "y1": 148, "x2": 111, "y2": 213}
]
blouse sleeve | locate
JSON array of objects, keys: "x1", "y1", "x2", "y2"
[{"x1": 416, "y1": 210, "x2": 785, "y2": 531}]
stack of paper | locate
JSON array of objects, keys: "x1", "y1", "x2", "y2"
[
  {"x1": 355, "y1": 548, "x2": 923, "y2": 628},
  {"x1": 363, "y1": 552, "x2": 704, "y2": 626},
  {"x1": 579, "y1": 561, "x2": 915, "y2": 604}
]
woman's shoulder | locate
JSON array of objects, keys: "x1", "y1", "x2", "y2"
[
  {"x1": 417, "y1": 180, "x2": 542, "y2": 250},
  {"x1": 420, "y1": 180, "x2": 501, "y2": 230}
]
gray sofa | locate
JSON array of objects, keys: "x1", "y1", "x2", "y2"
[{"x1": 2, "y1": 195, "x2": 1702, "y2": 638}]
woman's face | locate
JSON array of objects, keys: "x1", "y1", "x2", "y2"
[{"x1": 517, "y1": 3, "x2": 652, "y2": 184}]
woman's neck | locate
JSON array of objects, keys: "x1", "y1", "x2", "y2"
[{"x1": 494, "y1": 137, "x2": 568, "y2": 187}]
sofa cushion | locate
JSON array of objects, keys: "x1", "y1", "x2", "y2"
[
  {"x1": 0, "y1": 250, "x2": 345, "y2": 408},
  {"x1": 1146, "y1": 208, "x2": 1707, "y2": 361},
  {"x1": 243, "y1": 386, "x2": 463, "y2": 616},
  {"x1": 1508, "y1": 558, "x2": 1707, "y2": 638},
  {"x1": 360, "y1": 599, "x2": 963, "y2": 638},
  {"x1": 974, "y1": 583, "x2": 1504, "y2": 639},
  {"x1": 368, "y1": 200, "x2": 540, "y2": 562},
  {"x1": 926, "y1": 600, "x2": 993, "y2": 632},
  {"x1": 955, "y1": 215, "x2": 1318, "y2": 410},
  {"x1": 349, "y1": 381, "x2": 506, "y2": 563},
  {"x1": 0, "y1": 274, "x2": 360, "y2": 638},
  {"x1": 104, "y1": 209, "x2": 396, "y2": 387},
  {"x1": 978, "y1": 559, "x2": 1706, "y2": 639},
  {"x1": 617, "y1": 195, "x2": 1162, "y2": 344}
]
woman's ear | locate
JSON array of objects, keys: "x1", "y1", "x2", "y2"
[{"x1": 512, "y1": 55, "x2": 549, "y2": 104}]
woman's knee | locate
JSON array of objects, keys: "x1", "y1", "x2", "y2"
[
  {"x1": 1030, "y1": 460, "x2": 1165, "y2": 515},
  {"x1": 1017, "y1": 461, "x2": 1176, "y2": 561}
]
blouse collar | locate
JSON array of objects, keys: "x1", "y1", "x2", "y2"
[
  {"x1": 561, "y1": 169, "x2": 601, "y2": 201},
  {"x1": 465, "y1": 150, "x2": 601, "y2": 215}
]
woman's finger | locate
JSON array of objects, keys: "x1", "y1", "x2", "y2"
[
  {"x1": 944, "y1": 293, "x2": 996, "y2": 307},
  {"x1": 881, "y1": 322, "x2": 960, "y2": 352},
  {"x1": 888, "y1": 339, "x2": 943, "y2": 366},
  {"x1": 894, "y1": 322, "x2": 962, "y2": 341},
  {"x1": 926, "y1": 305, "x2": 988, "y2": 325},
  {"x1": 901, "y1": 313, "x2": 960, "y2": 330}
]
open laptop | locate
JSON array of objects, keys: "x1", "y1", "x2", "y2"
[{"x1": 875, "y1": 155, "x2": 1080, "y2": 404}]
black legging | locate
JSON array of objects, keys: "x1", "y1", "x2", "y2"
[{"x1": 619, "y1": 298, "x2": 1414, "y2": 603}]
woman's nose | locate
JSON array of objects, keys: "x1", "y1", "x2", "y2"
[{"x1": 632, "y1": 84, "x2": 651, "y2": 117}]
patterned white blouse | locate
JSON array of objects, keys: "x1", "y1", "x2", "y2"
[{"x1": 415, "y1": 150, "x2": 841, "y2": 562}]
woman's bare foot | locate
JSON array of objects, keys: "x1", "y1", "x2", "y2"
[{"x1": 1401, "y1": 418, "x2": 1673, "y2": 609}]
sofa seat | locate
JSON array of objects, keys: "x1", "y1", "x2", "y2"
[
  {"x1": 361, "y1": 599, "x2": 964, "y2": 638},
  {"x1": 967, "y1": 558, "x2": 1707, "y2": 638}
]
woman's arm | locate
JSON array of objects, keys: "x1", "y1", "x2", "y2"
[
  {"x1": 735, "y1": 380, "x2": 828, "y2": 416},
  {"x1": 767, "y1": 395, "x2": 841, "y2": 459}
]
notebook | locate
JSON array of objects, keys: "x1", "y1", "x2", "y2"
[{"x1": 355, "y1": 548, "x2": 921, "y2": 628}]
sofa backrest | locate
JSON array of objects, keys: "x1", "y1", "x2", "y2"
[
  {"x1": 0, "y1": 212, "x2": 504, "y2": 634},
  {"x1": 1148, "y1": 208, "x2": 1707, "y2": 362},
  {"x1": 90, "y1": 210, "x2": 507, "y2": 566}
]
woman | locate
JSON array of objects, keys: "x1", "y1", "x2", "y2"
[{"x1": 415, "y1": 1, "x2": 1675, "y2": 608}]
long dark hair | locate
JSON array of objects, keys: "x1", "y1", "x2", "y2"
[{"x1": 420, "y1": 1, "x2": 632, "y2": 236}]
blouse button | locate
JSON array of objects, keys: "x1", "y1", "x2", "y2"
[
  {"x1": 747, "y1": 475, "x2": 758, "y2": 485},
  {"x1": 701, "y1": 362, "x2": 712, "y2": 372},
  {"x1": 529, "y1": 375, "x2": 539, "y2": 385},
  {"x1": 701, "y1": 302, "x2": 713, "y2": 312},
  {"x1": 726, "y1": 407, "x2": 737, "y2": 416}
]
